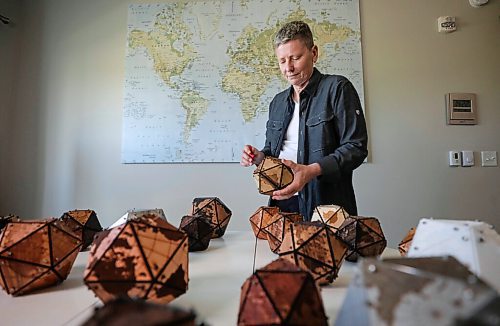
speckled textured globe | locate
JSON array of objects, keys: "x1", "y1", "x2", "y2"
[{"x1": 84, "y1": 214, "x2": 188, "y2": 303}]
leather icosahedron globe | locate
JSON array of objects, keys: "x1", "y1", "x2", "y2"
[
  {"x1": 0, "y1": 215, "x2": 19, "y2": 232},
  {"x1": 278, "y1": 221, "x2": 347, "y2": 285},
  {"x1": 265, "y1": 212, "x2": 303, "y2": 253},
  {"x1": 337, "y1": 216, "x2": 387, "y2": 262},
  {"x1": 84, "y1": 214, "x2": 188, "y2": 303},
  {"x1": 238, "y1": 258, "x2": 327, "y2": 326},
  {"x1": 0, "y1": 219, "x2": 82, "y2": 296},
  {"x1": 253, "y1": 156, "x2": 293, "y2": 195},
  {"x1": 398, "y1": 227, "x2": 416, "y2": 256},
  {"x1": 311, "y1": 205, "x2": 349, "y2": 230},
  {"x1": 82, "y1": 297, "x2": 196, "y2": 326},
  {"x1": 179, "y1": 214, "x2": 212, "y2": 252},
  {"x1": 191, "y1": 197, "x2": 232, "y2": 238},
  {"x1": 249, "y1": 206, "x2": 280, "y2": 239},
  {"x1": 60, "y1": 209, "x2": 103, "y2": 250}
]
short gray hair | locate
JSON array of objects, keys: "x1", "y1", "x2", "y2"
[{"x1": 274, "y1": 21, "x2": 314, "y2": 49}]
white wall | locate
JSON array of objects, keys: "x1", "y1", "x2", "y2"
[
  {"x1": 357, "y1": 0, "x2": 500, "y2": 244},
  {"x1": 1, "y1": 0, "x2": 499, "y2": 246},
  {"x1": 0, "y1": 1, "x2": 23, "y2": 210}
]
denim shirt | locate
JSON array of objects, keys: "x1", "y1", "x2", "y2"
[{"x1": 261, "y1": 68, "x2": 368, "y2": 220}]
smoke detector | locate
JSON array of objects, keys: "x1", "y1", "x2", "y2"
[{"x1": 469, "y1": 0, "x2": 488, "y2": 7}]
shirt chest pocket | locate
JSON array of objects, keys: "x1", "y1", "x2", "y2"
[
  {"x1": 305, "y1": 111, "x2": 337, "y2": 153},
  {"x1": 266, "y1": 120, "x2": 283, "y2": 153},
  {"x1": 267, "y1": 120, "x2": 283, "y2": 131}
]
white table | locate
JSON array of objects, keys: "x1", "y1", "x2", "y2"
[{"x1": 0, "y1": 231, "x2": 399, "y2": 325}]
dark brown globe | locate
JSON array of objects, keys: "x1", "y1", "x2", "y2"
[
  {"x1": 191, "y1": 197, "x2": 232, "y2": 238},
  {"x1": 337, "y1": 216, "x2": 387, "y2": 262},
  {"x1": 238, "y1": 258, "x2": 328, "y2": 326},
  {"x1": 180, "y1": 214, "x2": 212, "y2": 252},
  {"x1": 60, "y1": 209, "x2": 103, "y2": 250}
]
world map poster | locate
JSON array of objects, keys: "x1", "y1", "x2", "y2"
[{"x1": 122, "y1": 0, "x2": 364, "y2": 163}]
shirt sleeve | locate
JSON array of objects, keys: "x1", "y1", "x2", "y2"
[
  {"x1": 261, "y1": 119, "x2": 273, "y2": 157},
  {"x1": 261, "y1": 99, "x2": 279, "y2": 157},
  {"x1": 317, "y1": 79, "x2": 368, "y2": 182}
]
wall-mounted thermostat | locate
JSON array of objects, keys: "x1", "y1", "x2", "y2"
[{"x1": 446, "y1": 93, "x2": 477, "y2": 125}]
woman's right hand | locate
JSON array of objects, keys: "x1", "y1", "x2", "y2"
[{"x1": 240, "y1": 145, "x2": 264, "y2": 167}]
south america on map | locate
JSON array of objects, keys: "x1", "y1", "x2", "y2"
[{"x1": 122, "y1": 0, "x2": 364, "y2": 163}]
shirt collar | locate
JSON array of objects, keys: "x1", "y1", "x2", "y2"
[{"x1": 286, "y1": 68, "x2": 322, "y2": 101}]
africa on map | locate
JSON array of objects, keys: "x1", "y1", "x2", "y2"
[{"x1": 122, "y1": 0, "x2": 364, "y2": 163}]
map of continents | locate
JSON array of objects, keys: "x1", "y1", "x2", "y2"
[{"x1": 122, "y1": 0, "x2": 363, "y2": 163}]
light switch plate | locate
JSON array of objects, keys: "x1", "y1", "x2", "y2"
[
  {"x1": 448, "y1": 151, "x2": 461, "y2": 166},
  {"x1": 481, "y1": 151, "x2": 498, "y2": 167},
  {"x1": 461, "y1": 151, "x2": 474, "y2": 167}
]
